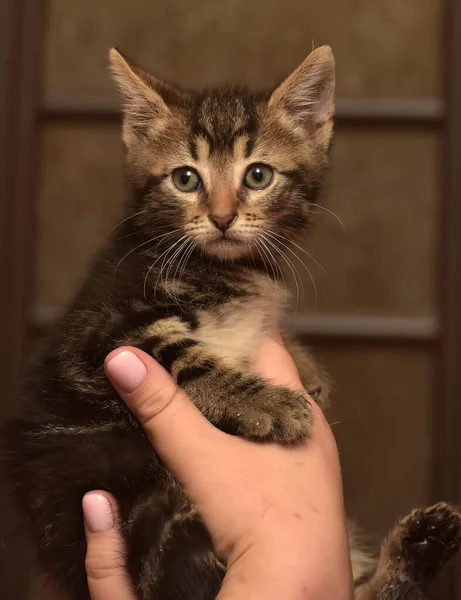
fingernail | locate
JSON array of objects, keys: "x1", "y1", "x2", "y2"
[
  {"x1": 82, "y1": 493, "x2": 114, "y2": 533},
  {"x1": 106, "y1": 350, "x2": 147, "y2": 392}
]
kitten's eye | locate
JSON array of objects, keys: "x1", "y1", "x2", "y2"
[
  {"x1": 243, "y1": 164, "x2": 273, "y2": 190},
  {"x1": 172, "y1": 167, "x2": 202, "y2": 193}
]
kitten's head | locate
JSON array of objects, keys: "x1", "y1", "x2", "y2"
[{"x1": 109, "y1": 46, "x2": 335, "y2": 261}]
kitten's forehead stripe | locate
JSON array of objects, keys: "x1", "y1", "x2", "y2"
[
  {"x1": 189, "y1": 137, "x2": 198, "y2": 161},
  {"x1": 245, "y1": 135, "x2": 255, "y2": 158},
  {"x1": 187, "y1": 87, "x2": 262, "y2": 157}
]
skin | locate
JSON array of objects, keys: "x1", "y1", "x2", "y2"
[{"x1": 82, "y1": 334, "x2": 353, "y2": 600}]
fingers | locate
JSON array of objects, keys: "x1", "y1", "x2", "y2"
[
  {"x1": 83, "y1": 492, "x2": 136, "y2": 600},
  {"x1": 104, "y1": 348, "x2": 231, "y2": 488}
]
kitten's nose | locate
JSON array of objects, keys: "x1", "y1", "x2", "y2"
[{"x1": 209, "y1": 213, "x2": 237, "y2": 232}]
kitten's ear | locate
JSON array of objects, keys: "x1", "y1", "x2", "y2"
[
  {"x1": 269, "y1": 45, "x2": 335, "y2": 142},
  {"x1": 109, "y1": 48, "x2": 170, "y2": 147}
]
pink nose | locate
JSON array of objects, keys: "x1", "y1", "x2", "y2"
[{"x1": 209, "y1": 213, "x2": 237, "y2": 232}]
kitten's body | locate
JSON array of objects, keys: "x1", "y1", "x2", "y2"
[
  {"x1": 7, "y1": 231, "x2": 322, "y2": 599},
  {"x1": 3, "y1": 47, "x2": 460, "y2": 600}
]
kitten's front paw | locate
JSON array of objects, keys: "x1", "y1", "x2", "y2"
[
  {"x1": 229, "y1": 386, "x2": 313, "y2": 443},
  {"x1": 396, "y1": 503, "x2": 461, "y2": 581}
]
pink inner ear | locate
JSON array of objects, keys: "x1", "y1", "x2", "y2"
[
  {"x1": 269, "y1": 47, "x2": 335, "y2": 126},
  {"x1": 312, "y1": 90, "x2": 335, "y2": 125}
]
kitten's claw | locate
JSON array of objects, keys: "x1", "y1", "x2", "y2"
[{"x1": 398, "y1": 503, "x2": 461, "y2": 581}]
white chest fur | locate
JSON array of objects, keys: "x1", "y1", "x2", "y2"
[{"x1": 193, "y1": 275, "x2": 286, "y2": 369}]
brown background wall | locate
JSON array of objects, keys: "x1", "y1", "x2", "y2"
[{"x1": 4, "y1": 0, "x2": 451, "y2": 598}]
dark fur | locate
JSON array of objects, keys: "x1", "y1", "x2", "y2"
[{"x1": 2, "y1": 47, "x2": 459, "y2": 600}]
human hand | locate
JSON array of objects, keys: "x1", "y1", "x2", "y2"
[{"x1": 83, "y1": 336, "x2": 353, "y2": 600}]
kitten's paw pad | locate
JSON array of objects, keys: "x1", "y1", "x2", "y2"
[
  {"x1": 243, "y1": 388, "x2": 313, "y2": 443},
  {"x1": 401, "y1": 503, "x2": 461, "y2": 579}
]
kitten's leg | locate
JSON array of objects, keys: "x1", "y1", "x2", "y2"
[
  {"x1": 124, "y1": 479, "x2": 225, "y2": 600},
  {"x1": 348, "y1": 523, "x2": 378, "y2": 590},
  {"x1": 3, "y1": 421, "x2": 154, "y2": 600},
  {"x1": 140, "y1": 321, "x2": 313, "y2": 442},
  {"x1": 354, "y1": 503, "x2": 461, "y2": 600},
  {"x1": 6, "y1": 419, "x2": 224, "y2": 600},
  {"x1": 281, "y1": 330, "x2": 332, "y2": 407}
]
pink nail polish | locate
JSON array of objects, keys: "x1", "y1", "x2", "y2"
[
  {"x1": 106, "y1": 350, "x2": 147, "y2": 392},
  {"x1": 82, "y1": 493, "x2": 113, "y2": 533}
]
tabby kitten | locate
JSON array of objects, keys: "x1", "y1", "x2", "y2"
[{"x1": 3, "y1": 46, "x2": 460, "y2": 600}]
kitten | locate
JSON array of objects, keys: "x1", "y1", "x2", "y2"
[{"x1": 2, "y1": 46, "x2": 460, "y2": 600}]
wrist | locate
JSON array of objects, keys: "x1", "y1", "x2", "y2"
[
  {"x1": 217, "y1": 553, "x2": 353, "y2": 600},
  {"x1": 218, "y1": 544, "x2": 353, "y2": 600},
  {"x1": 217, "y1": 559, "x2": 306, "y2": 600}
]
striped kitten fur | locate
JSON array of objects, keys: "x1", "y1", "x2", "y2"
[{"x1": 3, "y1": 46, "x2": 460, "y2": 600}]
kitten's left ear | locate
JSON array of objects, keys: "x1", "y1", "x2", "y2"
[{"x1": 269, "y1": 45, "x2": 335, "y2": 143}]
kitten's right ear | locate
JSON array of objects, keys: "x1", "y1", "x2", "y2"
[{"x1": 109, "y1": 48, "x2": 170, "y2": 147}]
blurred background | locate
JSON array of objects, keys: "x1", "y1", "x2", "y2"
[{"x1": 1, "y1": 0, "x2": 461, "y2": 598}]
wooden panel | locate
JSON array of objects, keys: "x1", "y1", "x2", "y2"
[
  {"x1": 40, "y1": 96, "x2": 445, "y2": 128},
  {"x1": 35, "y1": 123, "x2": 124, "y2": 306},
  {"x1": 44, "y1": 0, "x2": 440, "y2": 98},
  {"x1": 296, "y1": 130, "x2": 438, "y2": 316},
  {"x1": 308, "y1": 340, "x2": 433, "y2": 539},
  {"x1": 0, "y1": 1, "x2": 44, "y2": 599},
  {"x1": 435, "y1": 0, "x2": 461, "y2": 596}
]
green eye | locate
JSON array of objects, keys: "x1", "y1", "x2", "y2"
[
  {"x1": 243, "y1": 164, "x2": 273, "y2": 190},
  {"x1": 172, "y1": 167, "x2": 202, "y2": 193}
]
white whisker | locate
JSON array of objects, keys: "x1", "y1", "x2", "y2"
[
  {"x1": 177, "y1": 240, "x2": 196, "y2": 285},
  {"x1": 116, "y1": 231, "x2": 138, "y2": 241},
  {"x1": 311, "y1": 204, "x2": 345, "y2": 230},
  {"x1": 267, "y1": 230, "x2": 328, "y2": 277},
  {"x1": 117, "y1": 224, "x2": 170, "y2": 241},
  {"x1": 170, "y1": 239, "x2": 192, "y2": 293},
  {"x1": 261, "y1": 235, "x2": 302, "y2": 308},
  {"x1": 255, "y1": 240, "x2": 277, "y2": 283},
  {"x1": 253, "y1": 241, "x2": 271, "y2": 283},
  {"x1": 163, "y1": 238, "x2": 192, "y2": 305},
  {"x1": 154, "y1": 235, "x2": 189, "y2": 301},
  {"x1": 143, "y1": 234, "x2": 188, "y2": 300},
  {"x1": 111, "y1": 210, "x2": 147, "y2": 231},
  {"x1": 257, "y1": 239, "x2": 288, "y2": 301},
  {"x1": 176, "y1": 242, "x2": 192, "y2": 283},
  {"x1": 113, "y1": 229, "x2": 181, "y2": 278},
  {"x1": 264, "y1": 231, "x2": 318, "y2": 310}
]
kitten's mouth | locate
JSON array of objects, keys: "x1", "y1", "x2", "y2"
[
  {"x1": 208, "y1": 235, "x2": 245, "y2": 251},
  {"x1": 210, "y1": 235, "x2": 243, "y2": 246},
  {"x1": 198, "y1": 232, "x2": 251, "y2": 259}
]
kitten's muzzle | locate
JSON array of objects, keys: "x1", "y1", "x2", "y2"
[{"x1": 208, "y1": 213, "x2": 237, "y2": 233}]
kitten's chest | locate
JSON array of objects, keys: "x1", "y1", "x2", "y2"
[{"x1": 193, "y1": 276, "x2": 285, "y2": 368}]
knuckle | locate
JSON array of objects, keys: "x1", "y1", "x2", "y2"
[
  {"x1": 135, "y1": 381, "x2": 183, "y2": 428},
  {"x1": 85, "y1": 550, "x2": 124, "y2": 581}
]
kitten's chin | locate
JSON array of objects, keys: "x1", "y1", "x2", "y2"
[{"x1": 201, "y1": 238, "x2": 251, "y2": 261}]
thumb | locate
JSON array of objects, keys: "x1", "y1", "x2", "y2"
[
  {"x1": 104, "y1": 348, "x2": 229, "y2": 489},
  {"x1": 83, "y1": 492, "x2": 136, "y2": 600}
]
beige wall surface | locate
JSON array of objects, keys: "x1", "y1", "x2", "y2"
[{"x1": 45, "y1": 0, "x2": 440, "y2": 97}]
